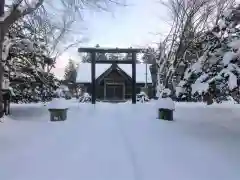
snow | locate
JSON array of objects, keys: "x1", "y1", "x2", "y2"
[
  {"x1": 1, "y1": 101, "x2": 240, "y2": 180},
  {"x1": 229, "y1": 39, "x2": 240, "y2": 49},
  {"x1": 158, "y1": 88, "x2": 172, "y2": 98},
  {"x1": 2, "y1": 37, "x2": 35, "y2": 63},
  {"x1": 219, "y1": 19, "x2": 226, "y2": 29},
  {"x1": 118, "y1": 64, "x2": 152, "y2": 83},
  {"x1": 137, "y1": 91, "x2": 149, "y2": 102},
  {"x1": 139, "y1": 91, "x2": 147, "y2": 96},
  {"x1": 212, "y1": 68, "x2": 238, "y2": 90},
  {"x1": 76, "y1": 63, "x2": 152, "y2": 83},
  {"x1": 2, "y1": 78, "x2": 10, "y2": 90},
  {"x1": 83, "y1": 92, "x2": 91, "y2": 97},
  {"x1": 191, "y1": 74, "x2": 210, "y2": 94},
  {"x1": 228, "y1": 72, "x2": 237, "y2": 90},
  {"x1": 48, "y1": 98, "x2": 68, "y2": 109},
  {"x1": 213, "y1": 31, "x2": 221, "y2": 38},
  {"x1": 196, "y1": 73, "x2": 208, "y2": 82},
  {"x1": 176, "y1": 81, "x2": 186, "y2": 96},
  {"x1": 156, "y1": 97, "x2": 175, "y2": 110},
  {"x1": 223, "y1": 9, "x2": 232, "y2": 17},
  {"x1": 2, "y1": 38, "x2": 14, "y2": 61},
  {"x1": 191, "y1": 61, "x2": 202, "y2": 73},
  {"x1": 228, "y1": 63, "x2": 240, "y2": 73},
  {"x1": 191, "y1": 82, "x2": 209, "y2": 95},
  {"x1": 178, "y1": 80, "x2": 186, "y2": 87},
  {"x1": 162, "y1": 88, "x2": 171, "y2": 95},
  {"x1": 223, "y1": 51, "x2": 235, "y2": 65},
  {"x1": 183, "y1": 67, "x2": 192, "y2": 80},
  {"x1": 198, "y1": 54, "x2": 207, "y2": 63},
  {"x1": 175, "y1": 86, "x2": 183, "y2": 96}
]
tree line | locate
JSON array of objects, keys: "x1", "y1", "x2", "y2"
[{"x1": 143, "y1": 0, "x2": 240, "y2": 104}]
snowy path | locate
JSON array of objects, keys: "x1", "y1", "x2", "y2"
[{"x1": 1, "y1": 102, "x2": 240, "y2": 180}]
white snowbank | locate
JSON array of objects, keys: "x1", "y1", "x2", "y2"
[{"x1": 1, "y1": 101, "x2": 240, "y2": 180}]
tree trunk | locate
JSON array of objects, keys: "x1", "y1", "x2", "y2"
[
  {"x1": 0, "y1": 0, "x2": 4, "y2": 17},
  {"x1": 0, "y1": 24, "x2": 4, "y2": 118},
  {"x1": 0, "y1": 0, "x2": 4, "y2": 118}
]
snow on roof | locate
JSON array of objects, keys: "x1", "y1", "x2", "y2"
[{"x1": 76, "y1": 63, "x2": 152, "y2": 83}]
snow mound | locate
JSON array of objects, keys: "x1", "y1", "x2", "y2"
[
  {"x1": 156, "y1": 97, "x2": 175, "y2": 110},
  {"x1": 48, "y1": 98, "x2": 68, "y2": 109}
]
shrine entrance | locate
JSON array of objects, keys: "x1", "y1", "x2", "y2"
[
  {"x1": 105, "y1": 84, "x2": 124, "y2": 100},
  {"x1": 78, "y1": 47, "x2": 142, "y2": 104}
]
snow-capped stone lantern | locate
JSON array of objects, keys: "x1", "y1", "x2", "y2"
[
  {"x1": 48, "y1": 98, "x2": 68, "y2": 121},
  {"x1": 157, "y1": 88, "x2": 175, "y2": 121}
]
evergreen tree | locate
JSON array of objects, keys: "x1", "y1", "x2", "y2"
[
  {"x1": 4, "y1": 18, "x2": 59, "y2": 103},
  {"x1": 64, "y1": 59, "x2": 77, "y2": 83},
  {"x1": 177, "y1": 4, "x2": 240, "y2": 104}
]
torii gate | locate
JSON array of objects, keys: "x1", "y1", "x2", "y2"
[{"x1": 78, "y1": 47, "x2": 142, "y2": 104}]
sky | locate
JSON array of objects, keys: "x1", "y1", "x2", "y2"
[{"x1": 52, "y1": 0, "x2": 171, "y2": 79}]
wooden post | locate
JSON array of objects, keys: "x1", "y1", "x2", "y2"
[
  {"x1": 0, "y1": 24, "x2": 4, "y2": 118},
  {"x1": 78, "y1": 47, "x2": 142, "y2": 104},
  {"x1": 132, "y1": 52, "x2": 136, "y2": 104},
  {"x1": 91, "y1": 52, "x2": 96, "y2": 104},
  {"x1": 0, "y1": 0, "x2": 4, "y2": 17}
]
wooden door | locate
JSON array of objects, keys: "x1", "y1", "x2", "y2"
[{"x1": 105, "y1": 84, "x2": 124, "y2": 100}]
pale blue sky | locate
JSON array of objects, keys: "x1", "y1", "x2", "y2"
[{"x1": 53, "y1": 0, "x2": 170, "y2": 78}]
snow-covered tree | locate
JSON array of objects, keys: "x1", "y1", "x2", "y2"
[
  {"x1": 1, "y1": 14, "x2": 60, "y2": 103},
  {"x1": 64, "y1": 59, "x2": 77, "y2": 83},
  {"x1": 176, "y1": 4, "x2": 240, "y2": 104},
  {"x1": 154, "y1": 42, "x2": 170, "y2": 97},
  {"x1": 142, "y1": 47, "x2": 157, "y2": 64},
  {"x1": 160, "y1": 0, "x2": 237, "y2": 92},
  {"x1": 0, "y1": 0, "x2": 124, "y2": 117}
]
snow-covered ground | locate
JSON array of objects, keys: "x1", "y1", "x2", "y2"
[{"x1": 1, "y1": 100, "x2": 240, "y2": 180}]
